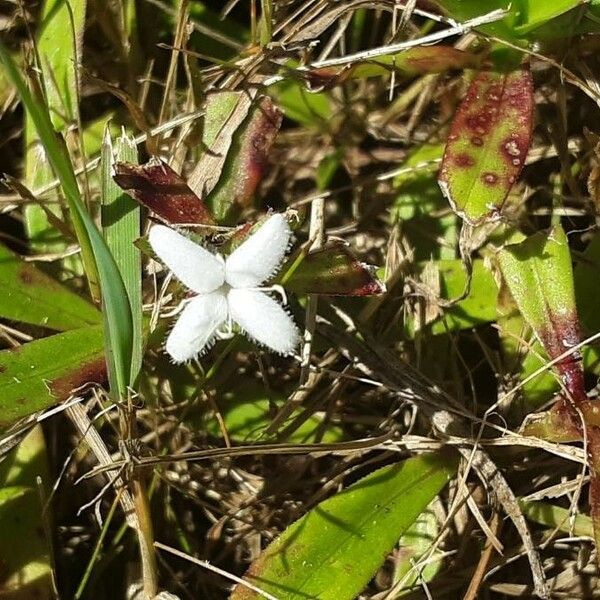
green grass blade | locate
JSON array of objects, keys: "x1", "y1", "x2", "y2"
[
  {"x1": 101, "y1": 127, "x2": 142, "y2": 385},
  {"x1": 24, "y1": 0, "x2": 86, "y2": 256},
  {"x1": 0, "y1": 41, "x2": 133, "y2": 399}
]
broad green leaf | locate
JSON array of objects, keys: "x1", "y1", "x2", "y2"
[
  {"x1": 515, "y1": 0, "x2": 588, "y2": 35},
  {"x1": 101, "y1": 128, "x2": 142, "y2": 384},
  {"x1": 0, "y1": 428, "x2": 52, "y2": 599},
  {"x1": 268, "y1": 79, "x2": 333, "y2": 128},
  {"x1": 24, "y1": 0, "x2": 86, "y2": 255},
  {"x1": 232, "y1": 452, "x2": 457, "y2": 600},
  {"x1": 0, "y1": 43, "x2": 134, "y2": 399},
  {"x1": 204, "y1": 383, "x2": 343, "y2": 444},
  {"x1": 280, "y1": 245, "x2": 385, "y2": 296},
  {"x1": 404, "y1": 260, "x2": 497, "y2": 337},
  {"x1": 496, "y1": 274, "x2": 559, "y2": 417},
  {"x1": 438, "y1": 61, "x2": 533, "y2": 224},
  {"x1": 0, "y1": 240, "x2": 100, "y2": 331},
  {"x1": 187, "y1": 91, "x2": 255, "y2": 213},
  {"x1": 0, "y1": 325, "x2": 104, "y2": 431},
  {"x1": 498, "y1": 226, "x2": 600, "y2": 548}
]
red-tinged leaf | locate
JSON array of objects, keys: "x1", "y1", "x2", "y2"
[
  {"x1": 113, "y1": 158, "x2": 216, "y2": 226},
  {"x1": 498, "y1": 225, "x2": 585, "y2": 403},
  {"x1": 206, "y1": 96, "x2": 283, "y2": 222},
  {"x1": 280, "y1": 245, "x2": 385, "y2": 296},
  {"x1": 304, "y1": 47, "x2": 481, "y2": 90},
  {"x1": 438, "y1": 62, "x2": 534, "y2": 224},
  {"x1": 0, "y1": 325, "x2": 105, "y2": 431}
]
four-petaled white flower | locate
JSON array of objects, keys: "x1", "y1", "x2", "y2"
[{"x1": 149, "y1": 213, "x2": 300, "y2": 363}]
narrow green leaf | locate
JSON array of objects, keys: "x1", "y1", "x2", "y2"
[
  {"x1": 305, "y1": 47, "x2": 480, "y2": 89},
  {"x1": 0, "y1": 42, "x2": 133, "y2": 399},
  {"x1": 232, "y1": 452, "x2": 457, "y2": 600},
  {"x1": 0, "y1": 325, "x2": 105, "y2": 431},
  {"x1": 101, "y1": 128, "x2": 142, "y2": 385},
  {"x1": 497, "y1": 225, "x2": 580, "y2": 375},
  {"x1": 438, "y1": 60, "x2": 533, "y2": 224},
  {"x1": 393, "y1": 503, "x2": 442, "y2": 591},
  {"x1": 24, "y1": 0, "x2": 86, "y2": 255},
  {"x1": 0, "y1": 240, "x2": 100, "y2": 331},
  {"x1": 259, "y1": 0, "x2": 273, "y2": 46},
  {"x1": 520, "y1": 499, "x2": 594, "y2": 538}
]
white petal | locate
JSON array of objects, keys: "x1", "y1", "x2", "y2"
[
  {"x1": 228, "y1": 289, "x2": 300, "y2": 355},
  {"x1": 165, "y1": 291, "x2": 228, "y2": 363},
  {"x1": 149, "y1": 224, "x2": 224, "y2": 294},
  {"x1": 225, "y1": 213, "x2": 292, "y2": 288}
]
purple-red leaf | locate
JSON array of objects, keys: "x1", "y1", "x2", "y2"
[
  {"x1": 438, "y1": 62, "x2": 534, "y2": 224},
  {"x1": 281, "y1": 245, "x2": 385, "y2": 296},
  {"x1": 113, "y1": 158, "x2": 215, "y2": 226}
]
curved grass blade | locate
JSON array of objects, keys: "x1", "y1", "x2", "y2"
[
  {"x1": 24, "y1": 0, "x2": 86, "y2": 258},
  {"x1": 0, "y1": 42, "x2": 133, "y2": 397},
  {"x1": 232, "y1": 452, "x2": 456, "y2": 600}
]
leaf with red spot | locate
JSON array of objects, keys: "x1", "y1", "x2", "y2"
[
  {"x1": 279, "y1": 244, "x2": 385, "y2": 296},
  {"x1": 0, "y1": 325, "x2": 105, "y2": 432},
  {"x1": 113, "y1": 158, "x2": 216, "y2": 226},
  {"x1": 438, "y1": 60, "x2": 533, "y2": 224},
  {"x1": 303, "y1": 47, "x2": 481, "y2": 90}
]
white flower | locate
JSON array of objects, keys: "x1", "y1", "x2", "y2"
[{"x1": 149, "y1": 213, "x2": 301, "y2": 363}]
